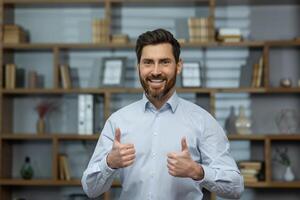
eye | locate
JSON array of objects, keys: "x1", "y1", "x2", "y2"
[
  {"x1": 161, "y1": 59, "x2": 171, "y2": 65},
  {"x1": 142, "y1": 59, "x2": 153, "y2": 65}
]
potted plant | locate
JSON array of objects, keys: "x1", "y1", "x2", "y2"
[{"x1": 273, "y1": 147, "x2": 295, "y2": 181}]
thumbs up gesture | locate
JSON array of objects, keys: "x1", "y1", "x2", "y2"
[
  {"x1": 107, "y1": 128, "x2": 136, "y2": 169},
  {"x1": 167, "y1": 137, "x2": 204, "y2": 180}
]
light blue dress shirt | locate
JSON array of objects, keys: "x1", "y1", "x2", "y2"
[{"x1": 82, "y1": 91, "x2": 244, "y2": 200}]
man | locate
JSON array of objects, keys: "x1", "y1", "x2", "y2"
[{"x1": 82, "y1": 29, "x2": 244, "y2": 200}]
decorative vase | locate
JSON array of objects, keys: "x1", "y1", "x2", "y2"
[
  {"x1": 235, "y1": 105, "x2": 252, "y2": 134},
  {"x1": 225, "y1": 106, "x2": 237, "y2": 134},
  {"x1": 275, "y1": 109, "x2": 299, "y2": 134},
  {"x1": 20, "y1": 156, "x2": 34, "y2": 180},
  {"x1": 283, "y1": 166, "x2": 295, "y2": 181},
  {"x1": 36, "y1": 117, "x2": 45, "y2": 134}
]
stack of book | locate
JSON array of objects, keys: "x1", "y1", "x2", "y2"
[
  {"x1": 3, "y1": 25, "x2": 27, "y2": 44},
  {"x1": 58, "y1": 154, "x2": 71, "y2": 181},
  {"x1": 112, "y1": 34, "x2": 129, "y2": 44},
  {"x1": 239, "y1": 161, "x2": 263, "y2": 183},
  {"x1": 188, "y1": 17, "x2": 214, "y2": 43},
  {"x1": 251, "y1": 56, "x2": 264, "y2": 88},
  {"x1": 59, "y1": 64, "x2": 72, "y2": 89},
  {"x1": 217, "y1": 28, "x2": 242, "y2": 42},
  {"x1": 5, "y1": 64, "x2": 16, "y2": 89},
  {"x1": 92, "y1": 18, "x2": 110, "y2": 43}
]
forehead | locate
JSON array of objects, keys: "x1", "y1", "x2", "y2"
[{"x1": 141, "y1": 43, "x2": 174, "y2": 60}]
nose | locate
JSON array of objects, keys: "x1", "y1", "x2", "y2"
[{"x1": 151, "y1": 63, "x2": 162, "y2": 76}]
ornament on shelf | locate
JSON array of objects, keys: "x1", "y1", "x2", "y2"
[
  {"x1": 20, "y1": 156, "x2": 34, "y2": 180},
  {"x1": 235, "y1": 105, "x2": 252, "y2": 134},
  {"x1": 224, "y1": 106, "x2": 237, "y2": 134},
  {"x1": 275, "y1": 108, "x2": 299, "y2": 134},
  {"x1": 34, "y1": 100, "x2": 59, "y2": 134},
  {"x1": 273, "y1": 147, "x2": 295, "y2": 181}
]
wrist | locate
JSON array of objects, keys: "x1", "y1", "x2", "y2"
[{"x1": 190, "y1": 163, "x2": 204, "y2": 181}]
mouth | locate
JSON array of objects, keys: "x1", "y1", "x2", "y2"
[{"x1": 147, "y1": 78, "x2": 166, "y2": 89}]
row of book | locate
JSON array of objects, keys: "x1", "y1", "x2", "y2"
[
  {"x1": 239, "y1": 161, "x2": 263, "y2": 183},
  {"x1": 4, "y1": 63, "x2": 72, "y2": 89},
  {"x1": 92, "y1": 18, "x2": 129, "y2": 44},
  {"x1": 3, "y1": 25, "x2": 27, "y2": 44},
  {"x1": 188, "y1": 17, "x2": 215, "y2": 43}
]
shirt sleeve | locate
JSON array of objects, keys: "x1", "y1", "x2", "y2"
[
  {"x1": 81, "y1": 117, "x2": 118, "y2": 198},
  {"x1": 196, "y1": 113, "x2": 244, "y2": 199}
]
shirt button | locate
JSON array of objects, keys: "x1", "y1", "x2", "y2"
[
  {"x1": 152, "y1": 153, "x2": 156, "y2": 158},
  {"x1": 150, "y1": 171, "x2": 155, "y2": 177},
  {"x1": 153, "y1": 132, "x2": 158, "y2": 136}
]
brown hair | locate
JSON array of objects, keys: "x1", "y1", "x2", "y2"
[{"x1": 135, "y1": 28, "x2": 181, "y2": 64}]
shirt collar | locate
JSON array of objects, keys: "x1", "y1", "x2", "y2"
[{"x1": 141, "y1": 91, "x2": 179, "y2": 113}]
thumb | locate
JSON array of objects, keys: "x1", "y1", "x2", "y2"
[
  {"x1": 181, "y1": 137, "x2": 188, "y2": 152},
  {"x1": 114, "y1": 128, "x2": 121, "y2": 143}
]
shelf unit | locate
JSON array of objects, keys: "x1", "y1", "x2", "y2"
[{"x1": 1, "y1": 0, "x2": 300, "y2": 199}]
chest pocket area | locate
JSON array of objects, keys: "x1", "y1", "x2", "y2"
[{"x1": 187, "y1": 137, "x2": 202, "y2": 163}]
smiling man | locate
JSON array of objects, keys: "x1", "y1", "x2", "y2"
[{"x1": 82, "y1": 29, "x2": 244, "y2": 200}]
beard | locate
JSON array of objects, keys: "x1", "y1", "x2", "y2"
[{"x1": 139, "y1": 70, "x2": 177, "y2": 101}]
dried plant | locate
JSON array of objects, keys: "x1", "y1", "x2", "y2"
[
  {"x1": 273, "y1": 147, "x2": 291, "y2": 166},
  {"x1": 35, "y1": 100, "x2": 58, "y2": 119}
]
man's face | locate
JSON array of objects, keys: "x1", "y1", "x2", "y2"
[{"x1": 138, "y1": 43, "x2": 182, "y2": 100}]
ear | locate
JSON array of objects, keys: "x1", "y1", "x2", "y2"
[{"x1": 176, "y1": 58, "x2": 183, "y2": 75}]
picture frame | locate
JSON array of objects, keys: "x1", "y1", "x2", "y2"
[
  {"x1": 101, "y1": 57, "x2": 126, "y2": 86},
  {"x1": 181, "y1": 62, "x2": 202, "y2": 87}
]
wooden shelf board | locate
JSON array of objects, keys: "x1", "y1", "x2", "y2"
[
  {"x1": 266, "y1": 88, "x2": 300, "y2": 93},
  {"x1": 3, "y1": 0, "x2": 106, "y2": 4},
  {"x1": 228, "y1": 134, "x2": 300, "y2": 141},
  {"x1": 0, "y1": 134, "x2": 100, "y2": 140},
  {"x1": 266, "y1": 39, "x2": 300, "y2": 47},
  {"x1": 3, "y1": 41, "x2": 265, "y2": 50},
  {"x1": 0, "y1": 134, "x2": 53, "y2": 140},
  {"x1": 1, "y1": 87, "x2": 271, "y2": 95},
  {"x1": 244, "y1": 181, "x2": 269, "y2": 188},
  {"x1": 0, "y1": 179, "x2": 121, "y2": 187},
  {"x1": 228, "y1": 134, "x2": 266, "y2": 141},
  {"x1": 269, "y1": 181, "x2": 300, "y2": 188}
]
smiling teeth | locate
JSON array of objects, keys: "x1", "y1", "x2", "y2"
[{"x1": 150, "y1": 79, "x2": 163, "y2": 82}]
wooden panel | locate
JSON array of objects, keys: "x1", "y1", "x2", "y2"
[
  {"x1": 263, "y1": 45, "x2": 270, "y2": 87},
  {"x1": 265, "y1": 138, "x2": 271, "y2": 183},
  {"x1": 1, "y1": 97, "x2": 12, "y2": 133},
  {"x1": 0, "y1": 141, "x2": 12, "y2": 178},
  {"x1": 104, "y1": 91, "x2": 111, "y2": 120},
  {"x1": 52, "y1": 138, "x2": 58, "y2": 180},
  {"x1": 53, "y1": 47, "x2": 60, "y2": 89}
]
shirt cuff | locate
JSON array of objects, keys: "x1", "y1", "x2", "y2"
[
  {"x1": 99, "y1": 154, "x2": 116, "y2": 177},
  {"x1": 194, "y1": 165, "x2": 216, "y2": 186}
]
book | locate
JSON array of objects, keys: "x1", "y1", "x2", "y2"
[
  {"x1": 58, "y1": 154, "x2": 71, "y2": 180},
  {"x1": 5, "y1": 64, "x2": 16, "y2": 89},
  {"x1": 60, "y1": 65, "x2": 72, "y2": 89},
  {"x1": 28, "y1": 70, "x2": 38, "y2": 88},
  {"x1": 78, "y1": 95, "x2": 94, "y2": 135},
  {"x1": 256, "y1": 56, "x2": 264, "y2": 87},
  {"x1": 239, "y1": 161, "x2": 262, "y2": 170}
]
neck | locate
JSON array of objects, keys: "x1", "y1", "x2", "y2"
[{"x1": 147, "y1": 87, "x2": 175, "y2": 110}]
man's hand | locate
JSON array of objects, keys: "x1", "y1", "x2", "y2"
[
  {"x1": 167, "y1": 137, "x2": 204, "y2": 180},
  {"x1": 107, "y1": 128, "x2": 136, "y2": 169}
]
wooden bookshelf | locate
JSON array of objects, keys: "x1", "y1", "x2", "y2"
[{"x1": 1, "y1": 0, "x2": 300, "y2": 199}]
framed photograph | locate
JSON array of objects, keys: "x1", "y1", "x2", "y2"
[
  {"x1": 101, "y1": 57, "x2": 125, "y2": 86},
  {"x1": 181, "y1": 62, "x2": 202, "y2": 87}
]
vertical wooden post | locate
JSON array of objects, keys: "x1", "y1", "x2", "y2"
[
  {"x1": 52, "y1": 137, "x2": 59, "y2": 181},
  {"x1": 263, "y1": 45, "x2": 270, "y2": 88},
  {"x1": 265, "y1": 137, "x2": 271, "y2": 184},
  {"x1": 104, "y1": 92, "x2": 111, "y2": 121},
  {"x1": 53, "y1": 47, "x2": 60, "y2": 89},
  {"x1": 209, "y1": 0, "x2": 216, "y2": 42}
]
